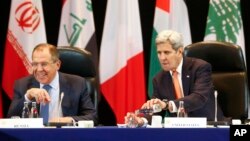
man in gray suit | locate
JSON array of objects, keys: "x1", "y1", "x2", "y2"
[
  {"x1": 7, "y1": 43, "x2": 97, "y2": 125},
  {"x1": 125, "y1": 30, "x2": 224, "y2": 127}
]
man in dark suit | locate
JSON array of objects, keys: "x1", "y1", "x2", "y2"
[
  {"x1": 125, "y1": 30, "x2": 224, "y2": 127},
  {"x1": 7, "y1": 43, "x2": 97, "y2": 125}
]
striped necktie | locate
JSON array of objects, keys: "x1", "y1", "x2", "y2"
[{"x1": 40, "y1": 84, "x2": 51, "y2": 124}]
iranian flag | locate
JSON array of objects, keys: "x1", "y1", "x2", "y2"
[
  {"x1": 57, "y1": 0, "x2": 98, "y2": 67},
  {"x1": 148, "y1": 0, "x2": 191, "y2": 98},
  {"x1": 2, "y1": 0, "x2": 46, "y2": 101},
  {"x1": 204, "y1": 0, "x2": 245, "y2": 58},
  {"x1": 99, "y1": 0, "x2": 146, "y2": 123}
]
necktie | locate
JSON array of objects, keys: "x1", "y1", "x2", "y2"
[
  {"x1": 40, "y1": 85, "x2": 51, "y2": 124},
  {"x1": 172, "y1": 70, "x2": 182, "y2": 99}
]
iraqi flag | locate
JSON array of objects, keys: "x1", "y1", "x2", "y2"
[
  {"x1": 148, "y1": 0, "x2": 192, "y2": 98},
  {"x1": 2, "y1": 0, "x2": 47, "y2": 100},
  {"x1": 57, "y1": 0, "x2": 98, "y2": 68},
  {"x1": 204, "y1": 0, "x2": 245, "y2": 59},
  {"x1": 99, "y1": 0, "x2": 146, "y2": 123}
]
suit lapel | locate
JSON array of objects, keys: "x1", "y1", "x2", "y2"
[
  {"x1": 182, "y1": 57, "x2": 192, "y2": 96},
  {"x1": 58, "y1": 73, "x2": 71, "y2": 115},
  {"x1": 30, "y1": 77, "x2": 40, "y2": 88},
  {"x1": 163, "y1": 72, "x2": 176, "y2": 100}
]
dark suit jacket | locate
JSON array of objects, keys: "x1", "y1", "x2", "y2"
[
  {"x1": 7, "y1": 72, "x2": 98, "y2": 124},
  {"x1": 152, "y1": 57, "x2": 224, "y2": 121}
]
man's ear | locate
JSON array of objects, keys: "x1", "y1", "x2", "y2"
[
  {"x1": 178, "y1": 47, "x2": 184, "y2": 54},
  {"x1": 56, "y1": 60, "x2": 61, "y2": 70}
]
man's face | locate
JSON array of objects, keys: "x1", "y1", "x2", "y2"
[
  {"x1": 32, "y1": 48, "x2": 60, "y2": 84},
  {"x1": 157, "y1": 42, "x2": 183, "y2": 71}
]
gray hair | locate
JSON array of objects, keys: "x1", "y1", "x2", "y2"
[{"x1": 155, "y1": 30, "x2": 184, "y2": 51}]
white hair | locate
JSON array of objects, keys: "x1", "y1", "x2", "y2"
[{"x1": 155, "y1": 30, "x2": 184, "y2": 51}]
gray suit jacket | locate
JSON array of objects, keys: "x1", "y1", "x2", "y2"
[
  {"x1": 152, "y1": 57, "x2": 224, "y2": 121},
  {"x1": 7, "y1": 72, "x2": 98, "y2": 124}
]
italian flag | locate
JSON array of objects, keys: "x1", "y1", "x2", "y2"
[
  {"x1": 99, "y1": 0, "x2": 146, "y2": 123},
  {"x1": 57, "y1": 0, "x2": 98, "y2": 68},
  {"x1": 2, "y1": 0, "x2": 47, "y2": 103},
  {"x1": 148, "y1": 0, "x2": 191, "y2": 98},
  {"x1": 204, "y1": 0, "x2": 245, "y2": 59}
]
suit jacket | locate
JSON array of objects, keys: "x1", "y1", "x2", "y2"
[
  {"x1": 152, "y1": 57, "x2": 224, "y2": 121},
  {"x1": 7, "y1": 72, "x2": 98, "y2": 124}
]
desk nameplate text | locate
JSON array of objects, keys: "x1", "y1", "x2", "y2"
[
  {"x1": 0, "y1": 118, "x2": 44, "y2": 128},
  {"x1": 164, "y1": 117, "x2": 207, "y2": 128}
]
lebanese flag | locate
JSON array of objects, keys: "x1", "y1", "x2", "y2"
[
  {"x1": 57, "y1": 0, "x2": 98, "y2": 68},
  {"x1": 148, "y1": 0, "x2": 191, "y2": 98},
  {"x1": 204, "y1": 0, "x2": 245, "y2": 58},
  {"x1": 2, "y1": 0, "x2": 47, "y2": 100},
  {"x1": 99, "y1": 0, "x2": 146, "y2": 123}
]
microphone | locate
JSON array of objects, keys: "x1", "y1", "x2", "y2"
[
  {"x1": 47, "y1": 92, "x2": 72, "y2": 127},
  {"x1": 57, "y1": 92, "x2": 64, "y2": 122},
  {"x1": 214, "y1": 90, "x2": 218, "y2": 122},
  {"x1": 207, "y1": 90, "x2": 230, "y2": 126}
]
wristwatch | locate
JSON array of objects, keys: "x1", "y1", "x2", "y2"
[{"x1": 162, "y1": 99, "x2": 169, "y2": 110}]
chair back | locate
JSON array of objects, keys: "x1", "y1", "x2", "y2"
[
  {"x1": 57, "y1": 46, "x2": 98, "y2": 109},
  {"x1": 184, "y1": 41, "x2": 249, "y2": 120}
]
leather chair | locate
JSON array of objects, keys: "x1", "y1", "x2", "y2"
[
  {"x1": 184, "y1": 41, "x2": 249, "y2": 120},
  {"x1": 57, "y1": 46, "x2": 98, "y2": 109}
]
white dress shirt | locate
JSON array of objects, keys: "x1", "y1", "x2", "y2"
[{"x1": 25, "y1": 72, "x2": 63, "y2": 120}]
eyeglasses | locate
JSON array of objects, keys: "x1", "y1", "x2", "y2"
[{"x1": 31, "y1": 61, "x2": 55, "y2": 69}]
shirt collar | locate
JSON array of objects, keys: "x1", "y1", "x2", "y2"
[
  {"x1": 170, "y1": 58, "x2": 183, "y2": 75},
  {"x1": 40, "y1": 72, "x2": 59, "y2": 90}
]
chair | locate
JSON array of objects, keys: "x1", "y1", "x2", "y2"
[
  {"x1": 184, "y1": 41, "x2": 249, "y2": 120},
  {"x1": 57, "y1": 46, "x2": 98, "y2": 109}
]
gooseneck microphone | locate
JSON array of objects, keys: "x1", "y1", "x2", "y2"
[
  {"x1": 58, "y1": 92, "x2": 64, "y2": 122},
  {"x1": 214, "y1": 90, "x2": 218, "y2": 122}
]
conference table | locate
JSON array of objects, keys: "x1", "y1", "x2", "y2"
[{"x1": 0, "y1": 126, "x2": 229, "y2": 141}]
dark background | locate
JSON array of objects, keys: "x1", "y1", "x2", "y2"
[{"x1": 0, "y1": 0, "x2": 250, "y2": 125}]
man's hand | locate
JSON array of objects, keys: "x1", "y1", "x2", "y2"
[
  {"x1": 141, "y1": 98, "x2": 167, "y2": 110},
  {"x1": 26, "y1": 88, "x2": 51, "y2": 104},
  {"x1": 124, "y1": 112, "x2": 144, "y2": 127}
]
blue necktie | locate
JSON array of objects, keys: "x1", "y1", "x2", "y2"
[{"x1": 40, "y1": 85, "x2": 51, "y2": 124}]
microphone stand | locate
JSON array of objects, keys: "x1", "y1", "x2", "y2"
[
  {"x1": 214, "y1": 91, "x2": 218, "y2": 122},
  {"x1": 48, "y1": 92, "x2": 71, "y2": 127},
  {"x1": 207, "y1": 90, "x2": 230, "y2": 126},
  {"x1": 58, "y1": 92, "x2": 64, "y2": 122}
]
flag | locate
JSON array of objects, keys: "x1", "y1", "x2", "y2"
[
  {"x1": 204, "y1": 0, "x2": 245, "y2": 58},
  {"x1": 148, "y1": 0, "x2": 192, "y2": 98},
  {"x1": 2, "y1": 0, "x2": 47, "y2": 100},
  {"x1": 99, "y1": 0, "x2": 146, "y2": 123},
  {"x1": 57, "y1": 0, "x2": 98, "y2": 68}
]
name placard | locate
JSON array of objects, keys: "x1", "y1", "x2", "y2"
[
  {"x1": 164, "y1": 117, "x2": 207, "y2": 128},
  {"x1": 0, "y1": 118, "x2": 44, "y2": 128}
]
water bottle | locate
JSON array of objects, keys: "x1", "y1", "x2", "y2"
[
  {"x1": 22, "y1": 101, "x2": 30, "y2": 118},
  {"x1": 135, "y1": 104, "x2": 162, "y2": 115},
  {"x1": 177, "y1": 101, "x2": 187, "y2": 117},
  {"x1": 126, "y1": 116, "x2": 138, "y2": 128},
  {"x1": 30, "y1": 102, "x2": 38, "y2": 118}
]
